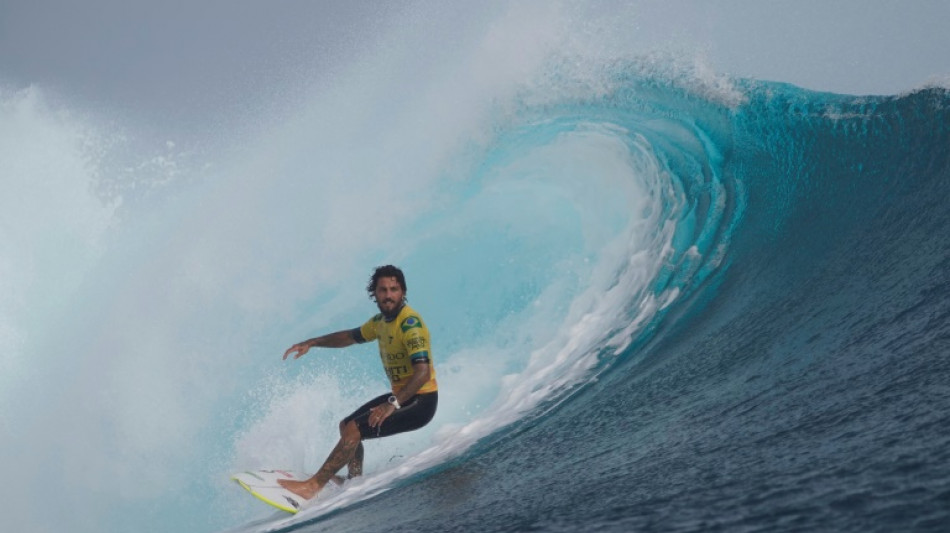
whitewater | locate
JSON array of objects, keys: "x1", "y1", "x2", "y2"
[{"x1": 2, "y1": 3, "x2": 949, "y2": 533}]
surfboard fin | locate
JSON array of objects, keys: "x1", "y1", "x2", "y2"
[{"x1": 284, "y1": 495, "x2": 301, "y2": 510}]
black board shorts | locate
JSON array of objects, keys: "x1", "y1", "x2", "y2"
[{"x1": 343, "y1": 391, "x2": 438, "y2": 440}]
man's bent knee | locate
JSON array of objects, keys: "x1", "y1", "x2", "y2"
[{"x1": 342, "y1": 420, "x2": 361, "y2": 445}]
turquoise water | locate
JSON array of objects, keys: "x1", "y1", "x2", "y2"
[
  {"x1": 2, "y1": 10, "x2": 948, "y2": 533},
  {"x1": 262, "y1": 73, "x2": 950, "y2": 533}
]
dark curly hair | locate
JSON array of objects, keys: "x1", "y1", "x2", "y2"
[{"x1": 367, "y1": 265, "x2": 407, "y2": 300}]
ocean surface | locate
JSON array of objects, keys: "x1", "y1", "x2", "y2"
[
  {"x1": 2, "y1": 10, "x2": 949, "y2": 533},
  {"x1": 239, "y1": 77, "x2": 950, "y2": 533}
]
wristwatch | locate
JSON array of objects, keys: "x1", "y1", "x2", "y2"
[{"x1": 388, "y1": 395, "x2": 401, "y2": 410}]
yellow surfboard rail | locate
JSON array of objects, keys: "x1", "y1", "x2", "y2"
[{"x1": 232, "y1": 470, "x2": 305, "y2": 514}]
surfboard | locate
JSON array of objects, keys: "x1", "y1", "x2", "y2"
[{"x1": 231, "y1": 469, "x2": 312, "y2": 514}]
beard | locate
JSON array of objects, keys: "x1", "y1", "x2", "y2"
[{"x1": 377, "y1": 298, "x2": 403, "y2": 318}]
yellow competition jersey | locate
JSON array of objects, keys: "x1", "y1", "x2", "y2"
[{"x1": 358, "y1": 304, "x2": 437, "y2": 394}]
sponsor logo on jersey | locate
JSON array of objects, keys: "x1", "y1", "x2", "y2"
[{"x1": 406, "y1": 336, "x2": 427, "y2": 351}]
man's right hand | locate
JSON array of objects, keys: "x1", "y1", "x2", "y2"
[{"x1": 283, "y1": 341, "x2": 312, "y2": 360}]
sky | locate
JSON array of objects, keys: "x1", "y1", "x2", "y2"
[
  {"x1": 0, "y1": 1, "x2": 379, "y2": 135},
  {"x1": 2, "y1": 0, "x2": 949, "y2": 125}
]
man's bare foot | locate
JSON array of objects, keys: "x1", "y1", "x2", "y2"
[
  {"x1": 330, "y1": 475, "x2": 346, "y2": 486},
  {"x1": 278, "y1": 477, "x2": 322, "y2": 500}
]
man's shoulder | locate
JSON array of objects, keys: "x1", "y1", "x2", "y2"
[{"x1": 398, "y1": 306, "x2": 427, "y2": 333}]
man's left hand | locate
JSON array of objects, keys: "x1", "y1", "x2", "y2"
[{"x1": 368, "y1": 403, "x2": 396, "y2": 428}]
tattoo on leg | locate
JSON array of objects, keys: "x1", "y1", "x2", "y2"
[
  {"x1": 348, "y1": 442, "x2": 364, "y2": 478},
  {"x1": 315, "y1": 435, "x2": 360, "y2": 485}
]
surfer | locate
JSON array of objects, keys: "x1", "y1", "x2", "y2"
[{"x1": 278, "y1": 265, "x2": 438, "y2": 500}]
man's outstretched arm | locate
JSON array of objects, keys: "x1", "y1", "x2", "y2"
[{"x1": 283, "y1": 329, "x2": 359, "y2": 360}]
